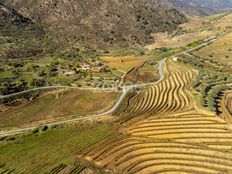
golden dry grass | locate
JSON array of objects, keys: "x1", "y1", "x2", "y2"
[
  {"x1": 145, "y1": 31, "x2": 213, "y2": 49},
  {"x1": 145, "y1": 12, "x2": 232, "y2": 50},
  {"x1": 194, "y1": 32, "x2": 232, "y2": 64},
  {"x1": 100, "y1": 56, "x2": 146, "y2": 72},
  {"x1": 213, "y1": 13, "x2": 232, "y2": 31},
  {"x1": 220, "y1": 91, "x2": 232, "y2": 124}
]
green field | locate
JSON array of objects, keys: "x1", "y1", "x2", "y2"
[
  {"x1": 0, "y1": 123, "x2": 115, "y2": 173},
  {"x1": 0, "y1": 71, "x2": 12, "y2": 78}
]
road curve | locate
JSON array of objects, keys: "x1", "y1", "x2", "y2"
[
  {"x1": 0, "y1": 86, "x2": 116, "y2": 100},
  {"x1": 0, "y1": 58, "x2": 167, "y2": 136},
  {"x1": 104, "y1": 57, "x2": 167, "y2": 115},
  {"x1": 0, "y1": 33, "x2": 222, "y2": 136},
  {"x1": 0, "y1": 58, "x2": 167, "y2": 100}
]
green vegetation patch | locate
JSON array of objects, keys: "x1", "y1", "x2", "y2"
[
  {"x1": 0, "y1": 123, "x2": 115, "y2": 173},
  {"x1": 148, "y1": 48, "x2": 181, "y2": 61},
  {"x1": 69, "y1": 163, "x2": 86, "y2": 174},
  {"x1": 0, "y1": 71, "x2": 12, "y2": 78},
  {"x1": 179, "y1": 54, "x2": 232, "y2": 112}
]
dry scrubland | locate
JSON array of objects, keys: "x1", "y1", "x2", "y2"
[
  {"x1": 82, "y1": 60, "x2": 232, "y2": 173},
  {"x1": 145, "y1": 30, "x2": 212, "y2": 49},
  {"x1": 146, "y1": 12, "x2": 232, "y2": 49},
  {"x1": 0, "y1": 89, "x2": 118, "y2": 129},
  {"x1": 193, "y1": 32, "x2": 232, "y2": 64}
]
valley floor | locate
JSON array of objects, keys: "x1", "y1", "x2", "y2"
[
  {"x1": 1, "y1": 12, "x2": 232, "y2": 173},
  {"x1": 1, "y1": 54, "x2": 232, "y2": 173}
]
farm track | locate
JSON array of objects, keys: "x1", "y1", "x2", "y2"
[{"x1": 83, "y1": 59, "x2": 232, "y2": 173}]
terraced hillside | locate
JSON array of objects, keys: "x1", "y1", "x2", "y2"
[
  {"x1": 114, "y1": 59, "x2": 197, "y2": 124},
  {"x1": 225, "y1": 92, "x2": 232, "y2": 114},
  {"x1": 82, "y1": 59, "x2": 232, "y2": 173},
  {"x1": 219, "y1": 91, "x2": 232, "y2": 124}
]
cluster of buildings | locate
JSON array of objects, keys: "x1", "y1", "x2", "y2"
[{"x1": 61, "y1": 62, "x2": 105, "y2": 76}]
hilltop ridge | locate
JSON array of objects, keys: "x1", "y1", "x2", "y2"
[
  {"x1": 1, "y1": 0, "x2": 187, "y2": 48},
  {"x1": 154, "y1": 0, "x2": 232, "y2": 16}
]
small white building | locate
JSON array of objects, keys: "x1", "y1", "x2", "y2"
[
  {"x1": 81, "y1": 64, "x2": 91, "y2": 71},
  {"x1": 64, "y1": 70, "x2": 76, "y2": 75},
  {"x1": 173, "y1": 56, "x2": 178, "y2": 61}
]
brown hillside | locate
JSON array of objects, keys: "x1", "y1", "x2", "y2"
[{"x1": 3, "y1": 0, "x2": 187, "y2": 48}]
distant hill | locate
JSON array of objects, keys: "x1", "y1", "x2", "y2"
[
  {"x1": 1, "y1": 0, "x2": 187, "y2": 48},
  {"x1": 0, "y1": 3, "x2": 44, "y2": 40},
  {"x1": 0, "y1": 3, "x2": 45, "y2": 59},
  {"x1": 155, "y1": 0, "x2": 232, "y2": 16}
]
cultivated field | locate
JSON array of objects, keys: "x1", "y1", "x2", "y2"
[
  {"x1": 100, "y1": 56, "x2": 146, "y2": 72},
  {"x1": 219, "y1": 91, "x2": 232, "y2": 124},
  {"x1": 114, "y1": 59, "x2": 197, "y2": 122},
  {"x1": 123, "y1": 62, "x2": 159, "y2": 85},
  {"x1": 0, "y1": 123, "x2": 115, "y2": 173},
  {"x1": 82, "y1": 59, "x2": 232, "y2": 173},
  {"x1": 0, "y1": 89, "x2": 118, "y2": 129},
  {"x1": 225, "y1": 92, "x2": 232, "y2": 115}
]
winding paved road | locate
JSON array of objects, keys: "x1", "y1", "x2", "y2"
[
  {"x1": 0, "y1": 58, "x2": 166, "y2": 136},
  {"x1": 0, "y1": 86, "x2": 116, "y2": 100},
  {"x1": 0, "y1": 34, "x2": 222, "y2": 136}
]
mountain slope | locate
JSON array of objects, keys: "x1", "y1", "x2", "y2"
[
  {"x1": 0, "y1": 3, "x2": 45, "y2": 59},
  {"x1": 2, "y1": 0, "x2": 187, "y2": 48},
  {"x1": 155, "y1": 0, "x2": 232, "y2": 16},
  {"x1": 0, "y1": 3, "x2": 44, "y2": 40}
]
